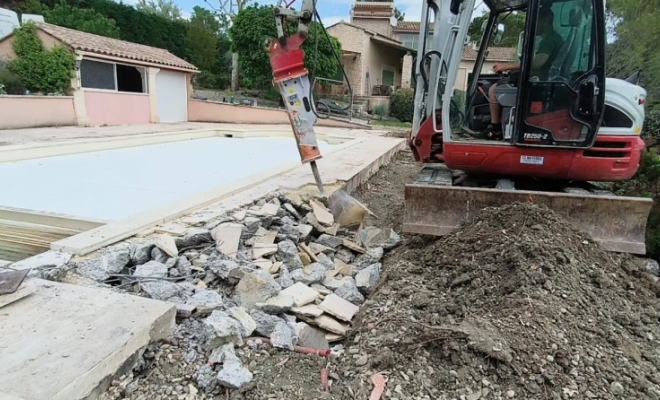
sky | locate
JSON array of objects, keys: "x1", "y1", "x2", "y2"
[{"x1": 119, "y1": 0, "x2": 488, "y2": 27}]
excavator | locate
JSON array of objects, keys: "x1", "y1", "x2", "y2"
[{"x1": 268, "y1": 0, "x2": 654, "y2": 255}]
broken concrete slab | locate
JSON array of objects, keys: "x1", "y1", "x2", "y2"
[
  {"x1": 0, "y1": 280, "x2": 36, "y2": 309},
  {"x1": 283, "y1": 202, "x2": 300, "y2": 219},
  {"x1": 342, "y1": 239, "x2": 366, "y2": 254},
  {"x1": 235, "y1": 271, "x2": 281, "y2": 310},
  {"x1": 358, "y1": 227, "x2": 401, "y2": 250},
  {"x1": 250, "y1": 227, "x2": 278, "y2": 245},
  {"x1": 309, "y1": 314, "x2": 348, "y2": 336},
  {"x1": 0, "y1": 279, "x2": 175, "y2": 400},
  {"x1": 134, "y1": 260, "x2": 168, "y2": 278},
  {"x1": 319, "y1": 293, "x2": 359, "y2": 322},
  {"x1": 252, "y1": 243, "x2": 278, "y2": 259},
  {"x1": 297, "y1": 224, "x2": 313, "y2": 240},
  {"x1": 259, "y1": 203, "x2": 280, "y2": 217},
  {"x1": 310, "y1": 200, "x2": 334, "y2": 226},
  {"x1": 155, "y1": 234, "x2": 178, "y2": 258},
  {"x1": 291, "y1": 304, "x2": 324, "y2": 318},
  {"x1": 309, "y1": 242, "x2": 332, "y2": 255},
  {"x1": 295, "y1": 322, "x2": 329, "y2": 350},
  {"x1": 322, "y1": 275, "x2": 355, "y2": 291},
  {"x1": 232, "y1": 209, "x2": 247, "y2": 221},
  {"x1": 155, "y1": 222, "x2": 188, "y2": 236},
  {"x1": 8, "y1": 250, "x2": 72, "y2": 274},
  {"x1": 256, "y1": 292, "x2": 294, "y2": 314},
  {"x1": 280, "y1": 282, "x2": 320, "y2": 307},
  {"x1": 211, "y1": 224, "x2": 243, "y2": 258}
]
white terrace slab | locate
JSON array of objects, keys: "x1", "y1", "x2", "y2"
[{"x1": 0, "y1": 279, "x2": 175, "y2": 400}]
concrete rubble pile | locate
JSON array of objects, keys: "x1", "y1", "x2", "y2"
[{"x1": 68, "y1": 191, "x2": 400, "y2": 392}]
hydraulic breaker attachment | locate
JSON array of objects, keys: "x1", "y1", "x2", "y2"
[
  {"x1": 403, "y1": 167, "x2": 654, "y2": 255},
  {"x1": 268, "y1": 3, "x2": 324, "y2": 193}
]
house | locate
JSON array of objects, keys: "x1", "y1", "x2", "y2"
[
  {"x1": 0, "y1": 22, "x2": 199, "y2": 127},
  {"x1": 392, "y1": 20, "x2": 516, "y2": 91},
  {"x1": 327, "y1": 1, "x2": 515, "y2": 98}
]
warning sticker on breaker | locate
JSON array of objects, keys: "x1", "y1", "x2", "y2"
[{"x1": 520, "y1": 155, "x2": 544, "y2": 165}]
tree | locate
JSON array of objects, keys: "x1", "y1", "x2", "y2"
[
  {"x1": 7, "y1": 22, "x2": 75, "y2": 93},
  {"x1": 44, "y1": 2, "x2": 120, "y2": 38},
  {"x1": 135, "y1": 0, "x2": 182, "y2": 20},
  {"x1": 394, "y1": 7, "x2": 404, "y2": 21},
  {"x1": 229, "y1": 4, "x2": 341, "y2": 89},
  {"x1": 186, "y1": 6, "x2": 220, "y2": 71},
  {"x1": 605, "y1": 0, "x2": 660, "y2": 107},
  {"x1": 468, "y1": 10, "x2": 525, "y2": 48},
  {"x1": 215, "y1": 0, "x2": 252, "y2": 91}
]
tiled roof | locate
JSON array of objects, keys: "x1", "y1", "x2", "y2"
[
  {"x1": 463, "y1": 47, "x2": 516, "y2": 61},
  {"x1": 35, "y1": 22, "x2": 198, "y2": 71},
  {"x1": 352, "y1": 1, "x2": 393, "y2": 17},
  {"x1": 395, "y1": 21, "x2": 432, "y2": 32}
]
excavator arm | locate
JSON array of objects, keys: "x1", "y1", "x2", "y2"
[{"x1": 267, "y1": 0, "x2": 325, "y2": 193}]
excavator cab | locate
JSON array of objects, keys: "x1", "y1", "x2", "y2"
[{"x1": 404, "y1": 0, "x2": 654, "y2": 254}]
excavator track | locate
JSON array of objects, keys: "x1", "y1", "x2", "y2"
[{"x1": 403, "y1": 165, "x2": 654, "y2": 255}]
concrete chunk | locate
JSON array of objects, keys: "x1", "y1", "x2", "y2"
[
  {"x1": 335, "y1": 281, "x2": 365, "y2": 305},
  {"x1": 250, "y1": 309, "x2": 285, "y2": 336},
  {"x1": 270, "y1": 321, "x2": 295, "y2": 351},
  {"x1": 155, "y1": 234, "x2": 178, "y2": 258},
  {"x1": 252, "y1": 243, "x2": 278, "y2": 259},
  {"x1": 236, "y1": 271, "x2": 281, "y2": 310},
  {"x1": 141, "y1": 280, "x2": 183, "y2": 301},
  {"x1": 277, "y1": 240, "x2": 304, "y2": 270},
  {"x1": 187, "y1": 289, "x2": 224, "y2": 315},
  {"x1": 256, "y1": 293, "x2": 294, "y2": 314},
  {"x1": 295, "y1": 322, "x2": 329, "y2": 350},
  {"x1": 310, "y1": 200, "x2": 334, "y2": 226},
  {"x1": 354, "y1": 247, "x2": 384, "y2": 268},
  {"x1": 323, "y1": 275, "x2": 355, "y2": 291},
  {"x1": 316, "y1": 234, "x2": 344, "y2": 249},
  {"x1": 100, "y1": 247, "x2": 132, "y2": 274},
  {"x1": 207, "y1": 259, "x2": 239, "y2": 279},
  {"x1": 134, "y1": 260, "x2": 168, "y2": 278},
  {"x1": 228, "y1": 307, "x2": 256, "y2": 337},
  {"x1": 291, "y1": 304, "x2": 324, "y2": 318},
  {"x1": 290, "y1": 263, "x2": 326, "y2": 285},
  {"x1": 276, "y1": 265, "x2": 295, "y2": 289},
  {"x1": 203, "y1": 310, "x2": 244, "y2": 349},
  {"x1": 0, "y1": 279, "x2": 175, "y2": 400},
  {"x1": 132, "y1": 242, "x2": 154, "y2": 265},
  {"x1": 216, "y1": 351, "x2": 253, "y2": 389},
  {"x1": 297, "y1": 224, "x2": 313, "y2": 240},
  {"x1": 355, "y1": 263, "x2": 381, "y2": 294}
]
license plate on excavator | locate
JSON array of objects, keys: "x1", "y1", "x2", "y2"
[{"x1": 403, "y1": 183, "x2": 654, "y2": 255}]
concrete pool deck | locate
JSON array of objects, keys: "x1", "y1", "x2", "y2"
[{"x1": 0, "y1": 123, "x2": 403, "y2": 260}]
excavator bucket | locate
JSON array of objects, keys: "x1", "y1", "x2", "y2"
[{"x1": 403, "y1": 184, "x2": 654, "y2": 255}]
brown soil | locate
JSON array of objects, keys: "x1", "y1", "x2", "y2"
[
  {"x1": 104, "y1": 147, "x2": 660, "y2": 400},
  {"x1": 239, "y1": 148, "x2": 660, "y2": 400}
]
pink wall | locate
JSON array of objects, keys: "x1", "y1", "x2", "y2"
[
  {"x1": 0, "y1": 96, "x2": 76, "y2": 129},
  {"x1": 187, "y1": 99, "x2": 369, "y2": 129},
  {"x1": 84, "y1": 91, "x2": 150, "y2": 126}
]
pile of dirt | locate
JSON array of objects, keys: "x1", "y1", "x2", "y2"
[{"x1": 341, "y1": 202, "x2": 660, "y2": 399}]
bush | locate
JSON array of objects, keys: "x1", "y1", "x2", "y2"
[
  {"x1": 7, "y1": 23, "x2": 75, "y2": 94},
  {"x1": 0, "y1": 68, "x2": 26, "y2": 95},
  {"x1": 390, "y1": 87, "x2": 414, "y2": 123}
]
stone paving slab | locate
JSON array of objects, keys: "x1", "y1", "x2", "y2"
[{"x1": 0, "y1": 279, "x2": 175, "y2": 400}]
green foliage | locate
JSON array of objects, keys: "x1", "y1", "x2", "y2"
[
  {"x1": 71, "y1": 0, "x2": 189, "y2": 59},
  {"x1": 468, "y1": 10, "x2": 526, "y2": 48},
  {"x1": 7, "y1": 23, "x2": 75, "y2": 94},
  {"x1": 229, "y1": 4, "x2": 341, "y2": 89},
  {"x1": 389, "y1": 87, "x2": 414, "y2": 123},
  {"x1": 0, "y1": 67, "x2": 27, "y2": 94},
  {"x1": 606, "y1": 0, "x2": 660, "y2": 107},
  {"x1": 44, "y1": 2, "x2": 120, "y2": 38},
  {"x1": 186, "y1": 7, "x2": 219, "y2": 72},
  {"x1": 135, "y1": 0, "x2": 181, "y2": 19},
  {"x1": 373, "y1": 104, "x2": 386, "y2": 119}
]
